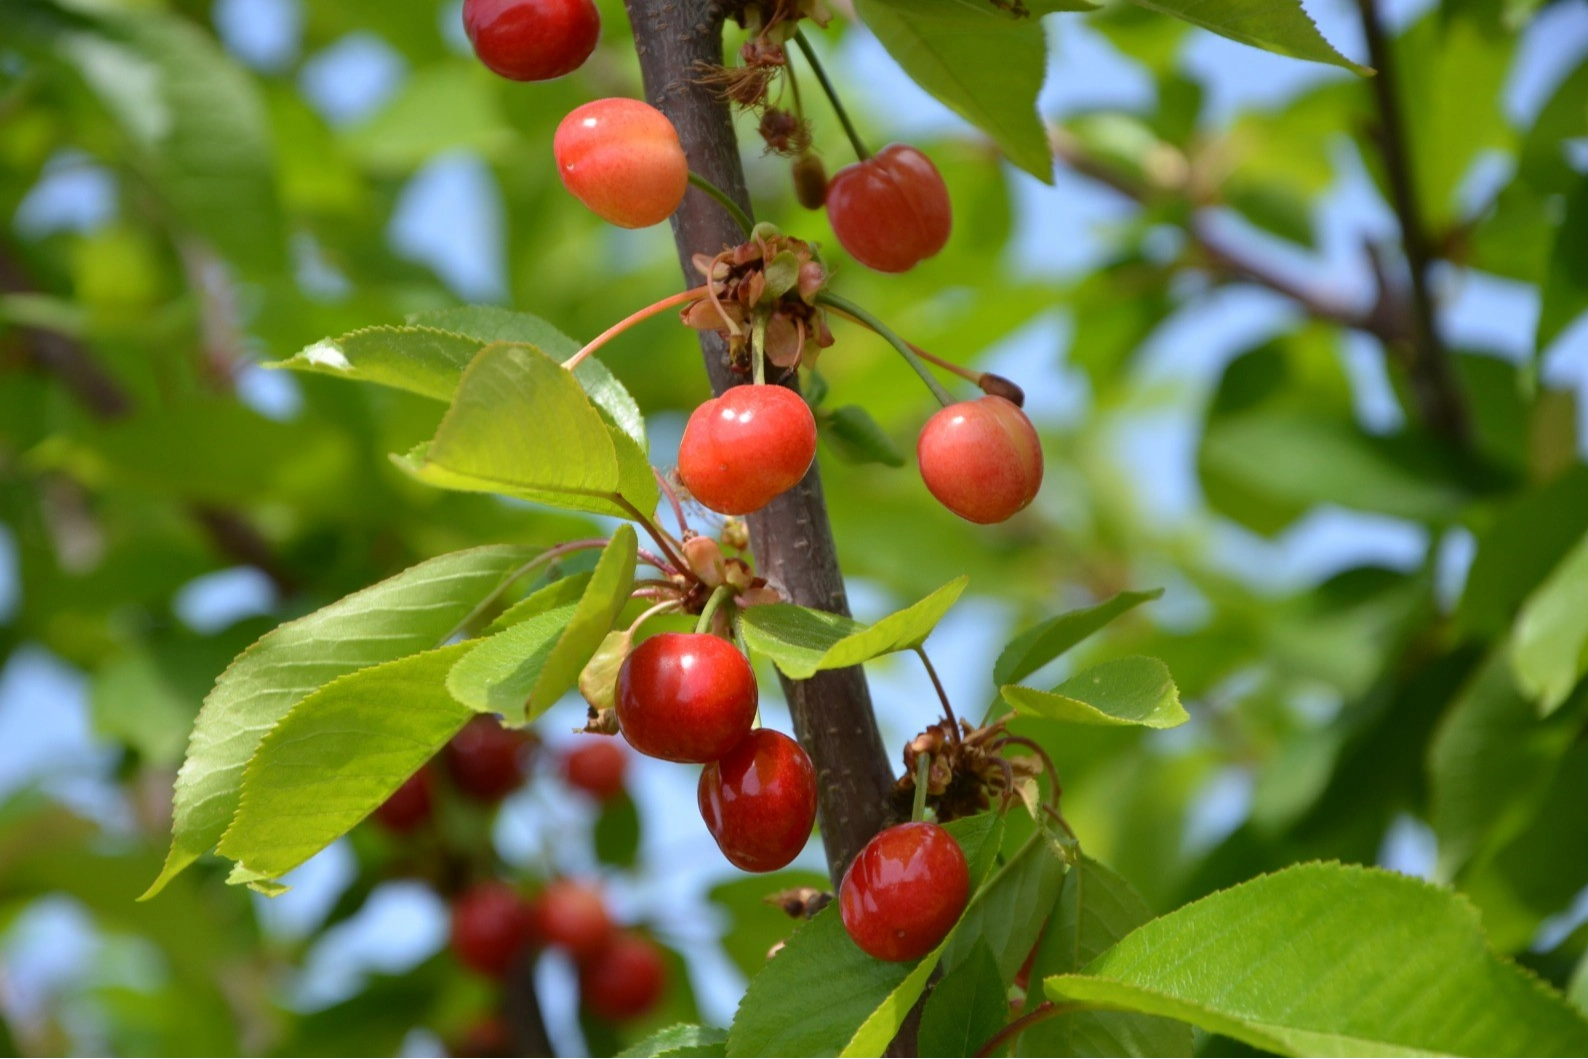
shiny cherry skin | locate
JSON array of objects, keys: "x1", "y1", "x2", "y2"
[
  {"x1": 562, "y1": 738, "x2": 627, "y2": 801},
  {"x1": 839, "y1": 821, "x2": 969, "y2": 962},
  {"x1": 579, "y1": 932, "x2": 667, "y2": 1020},
  {"x1": 554, "y1": 99, "x2": 689, "y2": 228},
  {"x1": 533, "y1": 879, "x2": 615, "y2": 962},
  {"x1": 445, "y1": 716, "x2": 532, "y2": 803},
  {"x1": 372, "y1": 768, "x2": 432, "y2": 834},
  {"x1": 451, "y1": 882, "x2": 537, "y2": 978},
  {"x1": 698, "y1": 729, "x2": 818, "y2": 872},
  {"x1": 826, "y1": 144, "x2": 952, "y2": 273},
  {"x1": 917, "y1": 396, "x2": 1043, "y2": 524},
  {"x1": 677, "y1": 385, "x2": 818, "y2": 516},
  {"x1": 462, "y1": 0, "x2": 599, "y2": 82},
  {"x1": 615, "y1": 633, "x2": 757, "y2": 763}
]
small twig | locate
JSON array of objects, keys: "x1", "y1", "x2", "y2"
[
  {"x1": 993, "y1": 734, "x2": 1062, "y2": 812},
  {"x1": 816, "y1": 292, "x2": 956, "y2": 407},
  {"x1": 654, "y1": 468, "x2": 690, "y2": 535},
  {"x1": 911, "y1": 752, "x2": 931, "y2": 823},
  {"x1": 616, "y1": 496, "x2": 690, "y2": 573},
  {"x1": 562, "y1": 286, "x2": 709, "y2": 371},
  {"x1": 793, "y1": 30, "x2": 870, "y2": 162},
  {"x1": 688, "y1": 171, "x2": 754, "y2": 236},
  {"x1": 915, "y1": 648, "x2": 961, "y2": 744},
  {"x1": 975, "y1": 1001, "x2": 1086, "y2": 1057}
]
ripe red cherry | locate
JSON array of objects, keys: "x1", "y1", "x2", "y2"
[
  {"x1": 698, "y1": 729, "x2": 818, "y2": 872},
  {"x1": 917, "y1": 396, "x2": 1043, "y2": 524},
  {"x1": 554, "y1": 99, "x2": 689, "y2": 229},
  {"x1": 839, "y1": 821, "x2": 969, "y2": 962},
  {"x1": 562, "y1": 738, "x2": 627, "y2": 801},
  {"x1": 456, "y1": 1016, "x2": 512, "y2": 1058},
  {"x1": 372, "y1": 768, "x2": 432, "y2": 834},
  {"x1": 826, "y1": 144, "x2": 952, "y2": 273},
  {"x1": 579, "y1": 932, "x2": 667, "y2": 1020},
  {"x1": 615, "y1": 633, "x2": 757, "y2": 763},
  {"x1": 451, "y1": 882, "x2": 536, "y2": 978},
  {"x1": 677, "y1": 385, "x2": 818, "y2": 516},
  {"x1": 445, "y1": 716, "x2": 532, "y2": 803},
  {"x1": 533, "y1": 879, "x2": 615, "y2": 962},
  {"x1": 462, "y1": 0, "x2": 600, "y2": 82}
]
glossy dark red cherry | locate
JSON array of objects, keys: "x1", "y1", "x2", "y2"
[
  {"x1": 451, "y1": 882, "x2": 536, "y2": 978},
  {"x1": 615, "y1": 633, "x2": 758, "y2": 763},
  {"x1": 698, "y1": 729, "x2": 818, "y2": 872},
  {"x1": 838, "y1": 821, "x2": 970, "y2": 962},
  {"x1": 372, "y1": 768, "x2": 432, "y2": 834},
  {"x1": 677, "y1": 385, "x2": 818, "y2": 516},
  {"x1": 579, "y1": 932, "x2": 667, "y2": 1020},
  {"x1": 462, "y1": 0, "x2": 600, "y2": 82},
  {"x1": 533, "y1": 879, "x2": 614, "y2": 962},
  {"x1": 562, "y1": 738, "x2": 627, "y2": 801},
  {"x1": 445, "y1": 716, "x2": 531, "y2": 803},
  {"x1": 917, "y1": 396, "x2": 1043, "y2": 524},
  {"x1": 826, "y1": 144, "x2": 952, "y2": 273}
]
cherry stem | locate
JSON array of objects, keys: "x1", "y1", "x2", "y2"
[
  {"x1": 637, "y1": 548, "x2": 679, "y2": 575},
  {"x1": 562, "y1": 286, "x2": 709, "y2": 371},
  {"x1": 695, "y1": 584, "x2": 735, "y2": 635},
  {"x1": 994, "y1": 734, "x2": 1062, "y2": 812},
  {"x1": 687, "y1": 171, "x2": 754, "y2": 237},
  {"x1": 653, "y1": 467, "x2": 689, "y2": 535},
  {"x1": 916, "y1": 648, "x2": 961, "y2": 744},
  {"x1": 974, "y1": 1001, "x2": 1088, "y2": 1057},
  {"x1": 627, "y1": 598, "x2": 682, "y2": 632},
  {"x1": 751, "y1": 312, "x2": 768, "y2": 386},
  {"x1": 793, "y1": 30, "x2": 870, "y2": 162},
  {"x1": 823, "y1": 301, "x2": 982, "y2": 386},
  {"x1": 817, "y1": 292, "x2": 956, "y2": 407},
  {"x1": 615, "y1": 496, "x2": 690, "y2": 574},
  {"x1": 911, "y1": 752, "x2": 931, "y2": 823},
  {"x1": 435, "y1": 537, "x2": 608, "y2": 646}
]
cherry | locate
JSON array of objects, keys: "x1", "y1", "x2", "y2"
[
  {"x1": 677, "y1": 385, "x2": 818, "y2": 516},
  {"x1": 554, "y1": 99, "x2": 690, "y2": 229},
  {"x1": 532, "y1": 879, "x2": 614, "y2": 962},
  {"x1": 917, "y1": 396, "x2": 1043, "y2": 524},
  {"x1": 826, "y1": 144, "x2": 952, "y2": 273},
  {"x1": 445, "y1": 716, "x2": 532, "y2": 804},
  {"x1": 451, "y1": 882, "x2": 537, "y2": 978},
  {"x1": 372, "y1": 768, "x2": 432, "y2": 834},
  {"x1": 462, "y1": 0, "x2": 599, "y2": 82},
  {"x1": 454, "y1": 1016, "x2": 512, "y2": 1058},
  {"x1": 562, "y1": 738, "x2": 627, "y2": 801},
  {"x1": 579, "y1": 932, "x2": 667, "y2": 1020},
  {"x1": 698, "y1": 729, "x2": 818, "y2": 872},
  {"x1": 839, "y1": 821, "x2": 970, "y2": 963},
  {"x1": 615, "y1": 633, "x2": 758, "y2": 763}
]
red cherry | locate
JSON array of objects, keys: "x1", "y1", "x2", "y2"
[
  {"x1": 826, "y1": 144, "x2": 952, "y2": 273},
  {"x1": 677, "y1": 385, "x2": 818, "y2": 516},
  {"x1": 445, "y1": 716, "x2": 532, "y2": 804},
  {"x1": 698, "y1": 729, "x2": 818, "y2": 872},
  {"x1": 451, "y1": 882, "x2": 536, "y2": 978},
  {"x1": 462, "y1": 0, "x2": 599, "y2": 82},
  {"x1": 579, "y1": 932, "x2": 667, "y2": 1020},
  {"x1": 554, "y1": 99, "x2": 689, "y2": 229},
  {"x1": 615, "y1": 633, "x2": 757, "y2": 763},
  {"x1": 917, "y1": 396, "x2": 1043, "y2": 524},
  {"x1": 839, "y1": 821, "x2": 969, "y2": 962},
  {"x1": 533, "y1": 879, "x2": 614, "y2": 962},
  {"x1": 372, "y1": 768, "x2": 432, "y2": 834},
  {"x1": 562, "y1": 738, "x2": 627, "y2": 801},
  {"x1": 455, "y1": 1015, "x2": 512, "y2": 1058}
]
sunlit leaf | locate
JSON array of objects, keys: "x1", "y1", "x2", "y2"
[{"x1": 1002, "y1": 657, "x2": 1186, "y2": 728}]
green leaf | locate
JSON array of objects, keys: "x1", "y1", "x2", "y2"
[
  {"x1": 1123, "y1": 0, "x2": 1367, "y2": 74},
  {"x1": 215, "y1": 645, "x2": 473, "y2": 883},
  {"x1": 270, "y1": 326, "x2": 482, "y2": 403},
  {"x1": 1511, "y1": 529, "x2": 1588, "y2": 715},
  {"x1": 1019, "y1": 855, "x2": 1193, "y2": 1057},
  {"x1": 617, "y1": 1024, "x2": 729, "y2": 1058},
  {"x1": 145, "y1": 544, "x2": 537, "y2": 899},
  {"x1": 942, "y1": 831, "x2": 1067, "y2": 980},
  {"x1": 343, "y1": 63, "x2": 512, "y2": 172},
  {"x1": 1002, "y1": 657, "x2": 1186, "y2": 728},
  {"x1": 851, "y1": 0, "x2": 1053, "y2": 181},
  {"x1": 447, "y1": 526, "x2": 635, "y2": 722},
  {"x1": 486, "y1": 570, "x2": 594, "y2": 633},
  {"x1": 819, "y1": 406, "x2": 907, "y2": 468},
  {"x1": 994, "y1": 588, "x2": 1164, "y2": 686},
  {"x1": 1458, "y1": 467, "x2": 1588, "y2": 639},
  {"x1": 1537, "y1": 179, "x2": 1588, "y2": 357},
  {"x1": 396, "y1": 342, "x2": 658, "y2": 520},
  {"x1": 919, "y1": 941, "x2": 1008, "y2": 1059},
  {"x1": 1045, "y1": 863, "x2": 1588, "y2": 1056},
  {"x1": 708, "y1": 870, "x2": 834, "y2": 980},
  {"x1": 739, "y1": 577, "x2": 967, "y2": 680},
  {"x1": 90, "y1": 651, "x2": 193, "y2": 768},
  {"x1": 594, "y1": 790, "x2": 641, "y2": 869}
]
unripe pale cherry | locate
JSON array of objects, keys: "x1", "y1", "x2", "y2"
[
  {"x1": 917, "y1": 396, "x2": 1043, "y2": 524},
  {"x1": 698, "y1": 729, "x2": 818, "y2": 872},
  {"x1": 839, "y1": 821, "x2": 969, "y2": 962},
  {"x1": 826, "y1": 144, "x2": 952, "y2": 273},
  {"x1": 554, "y1": 99, "x2": 690, "y2": 229},
  {"x1": 678, "y1": 384, "x2": 818, "y2": 516},
  {"x1": 579, "y1": 932, "x2": 667, "y2": 1020},
  {"x1": 462, "y1": 0, "x2": 600, "y2": 82},
  {"x1": 615, "y1": 633, "x2": 758, "y2": 763}
]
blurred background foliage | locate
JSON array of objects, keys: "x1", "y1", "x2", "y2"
[{"x1": 1, "y1": 0, "x2": 1587, "y2": 1052}]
